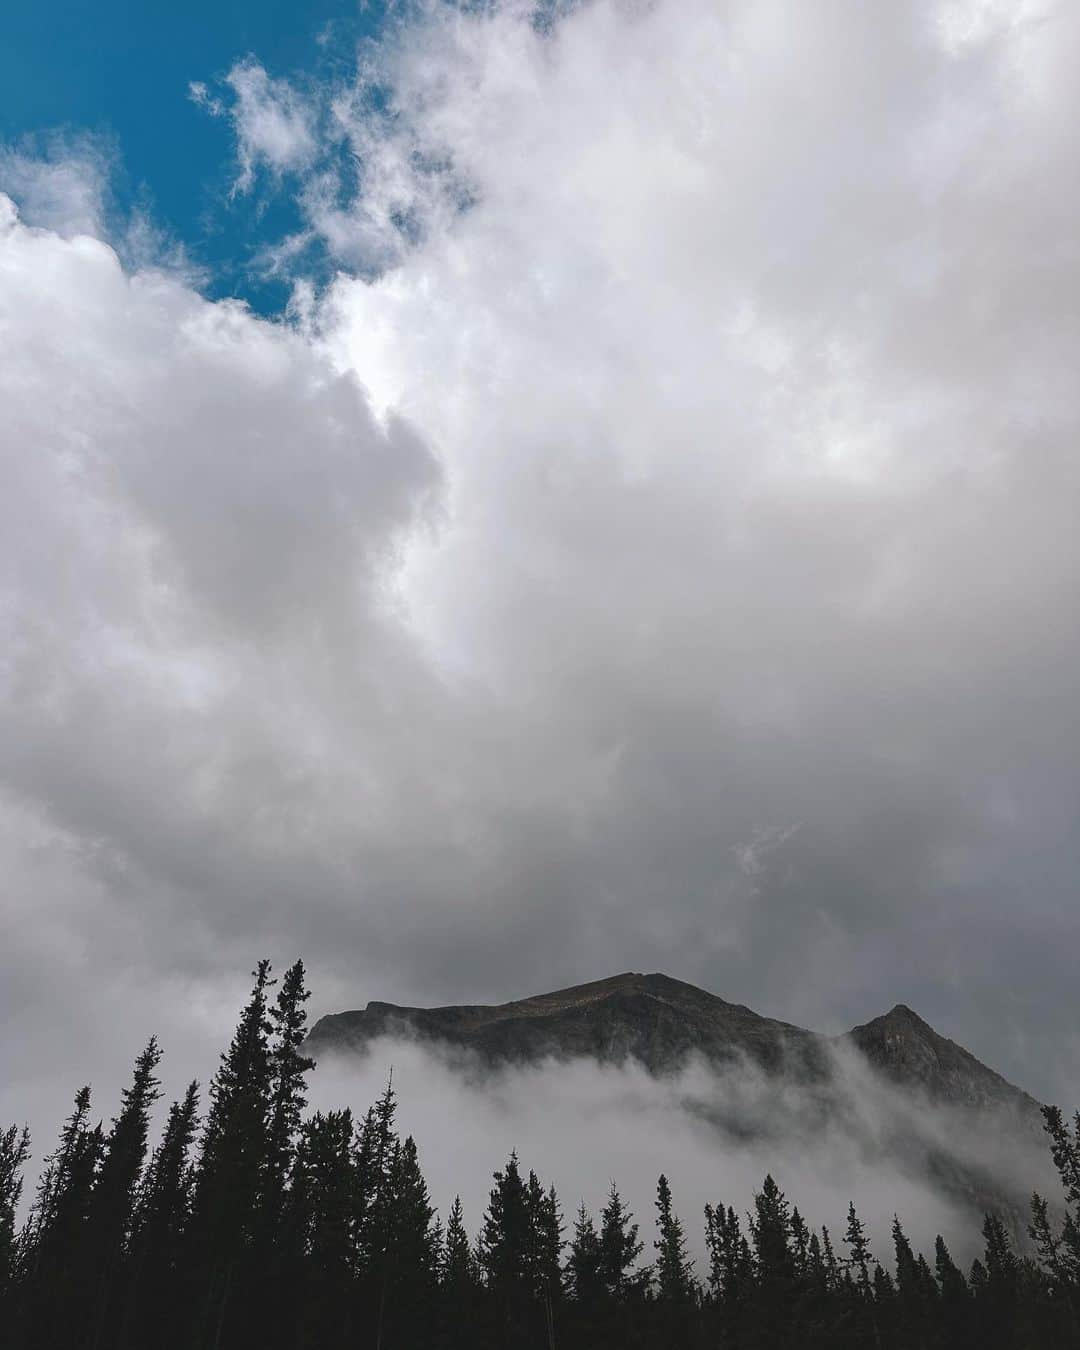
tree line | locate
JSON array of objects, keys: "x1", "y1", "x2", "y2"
[{"x1": 1, "y1": 959, "x2": 1078, "y2": 1348}]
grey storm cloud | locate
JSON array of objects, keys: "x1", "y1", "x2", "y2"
[{"x1": 2, "y1": 0, "x2": 1080, "y2": 1170}]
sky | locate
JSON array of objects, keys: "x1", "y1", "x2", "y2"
[{"x1": 2, "y1": 0, "x2": 1080, "y2": 1169}]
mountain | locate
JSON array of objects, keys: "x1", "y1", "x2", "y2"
[
  {"x1": 306, "y1": 971, "x2": 1051, "y2": 1237},
  {"x1": 306, "y1": 970, "x2": 1038, "y2": 1112},
  {"x1": 307, "y1": 971, "x2": 831, "y2": 1079},
  {"x1": 843, "y1": 1001, "x2": 1040, "y2": 1112}
]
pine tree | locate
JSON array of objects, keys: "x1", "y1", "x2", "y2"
[
  {"x1": 653, "y1": 1174, "x2": 694, "y2": 1302},
  {"x1": 351, "y1": 1102, "x2": 382, "y2": 1272},
  {"x1": 820, "y1": 1225, "x2": 839, "y2": 1292},
  {"x1": 749, "y1": 1174, "x2": 793, "y2": 1284},
  {"x1": 122, "y1": 1080, "x2": 199, "y2": 1349},
  {"x1": 22, "y1": 1086, "x2": 104, "y2": 1348},
  {"x1": 979, "y1": 1207, "x2": 1023, "y2": 1348},
  {"x1": 86, "y1": 1037, "x2": 163, "y2": 1350},
  {"x1": 256, "y1": 961, "x2": 315, "y2": 1348},
  {"x1": 437, "y1": 1197, "x2": 477, "y2": 1350},
  {"x1": 704, "y1": 1202, "x2": 752, "y2": 1316},
  {"x1": 188, "y1": 960, "x2": 275, "y2": 1350},
  {"x1": 981, "y1": 1213, "x2": 1019, "y2": 1297},
  {"x1": 934, "y1": 1234, "x2": 966, "y2": 1301},
  {"x1": 288, "y1": 1108, "x2": 356, "y2": 1350},
  {"x1": 0, "y1": 1124, "x2": 31, "y2": 1306},
  {"x1": 891, "y1": 1214, "x2": 917, "y2": 1295},
  {"x1": 566, "y1": 1203, "x2": 602, "y2": 1303},
  {"x1": 872, "y1": 1262, "x2": 894, "y2": 1301},
  {"x1": 526, "y1": 1176, "x2": 563, "y2": 1350},
  {"x1": 1042, "y1": 1105, "x2": 1080, "y2": 1207},
  {"x1": 525, "y1": 1172, "x2": 563, "y2": 1303},
  {"x1": 27, "y1": 1085, "x2": 93, "y2": 1256},
  {"x1": 934, "y1": 1234, "x2": 969, "y2": 1347},
  {"x1": 480, "y1": 1152, "x2": 530, "y2": 1293},
  {"x1": 789, "y1": 1206, "x2": 810, "y2": 1281},
  {"x1": 843, "y1": 1201, "x2": 873, "y2": 1293},
  {"x1": 442, "y1": 1195, "x2": 477, "y2": 1293},
  {"x1": 479, "y1": 1151, "x2": 532, "y2": 1344},
  {"x1": 265, "y1": 960, "x2": 315, "y2": 1220},
  {"x1": 387, "y1": 1136, "x2": 440, "y2": 1281},
  {"x1": 1034, "y1": 1104, "x2": 1080, "y2": 1332},
  {"x1": 806, "y1": 1230, "x2": 827, "y2": 1295},
  {"x1": 598, "y1": 1181, "x2": 644, "y2": 1299},
  {"x1": 890, "y1": 1214, "x2": 931, "y2": 1348}
]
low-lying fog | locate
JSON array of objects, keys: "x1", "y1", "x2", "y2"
[{"x1": 310, "y1": 1035, "x2": 1058, "y2": 1269}]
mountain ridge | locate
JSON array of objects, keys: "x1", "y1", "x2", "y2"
[{"x1": 306, "y1": 970, "x2": 1040, "y2": 1116}]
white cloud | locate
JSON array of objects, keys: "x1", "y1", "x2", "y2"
[
  {"x1": 193, "y1": 60, "x2": 319, "y2": 194},
  {"x1": 0, "y1": 136, "x2": 111, "y2": 238},
  {"x1": 310, "y1": 1035, "x2": 1055, "y2": 1265},
  {"x1": 3, "y1": 0, "x2": 1080, "y2": 1188}
]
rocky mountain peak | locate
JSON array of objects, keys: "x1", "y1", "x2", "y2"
[{"x1": 843, "y1": 1003, "x2": 1037, "y2": 1112}]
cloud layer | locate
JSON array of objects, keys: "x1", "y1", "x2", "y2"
[
  {"x1": 2, "y1": 0, "x2": 1080, "y2": 1168},
  {"x1": 308, "y1": 1032, "x2": 1057, "y2": 1267}
]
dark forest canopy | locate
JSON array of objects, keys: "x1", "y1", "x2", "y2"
[{"x1": 2, "y1": 960, "x2": 1078, "y2": 1349}]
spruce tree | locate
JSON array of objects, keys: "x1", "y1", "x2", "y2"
[
  {"x1": 1034, "y1": 1104, "x2": 1080, "y2": 1331},
  {"x1": 22, "y1": 1086, "x2": 104, "y2": 1348},
  {"x1": 524, "y1": 1172, "x2": 563, "y2": 1303},
  {"x1": 843, "y1": 1201, "x2": 873, "y2": 1293},
  {"x1": 981, "y1": 1212, "x2": 1019, "y2": 1296},
  {"x1": 598, "y1": 1181, "x2": 644, "y2": 1299},
  {"x1": 27, "y1": 1085, "x2": 93, "y2": 1256},
  {"x1": 122, "y1": 1080, "x2": 199, "y2": 1350},
  {"x1": 820, "y1": 1225, "x2": 839, "y2": 1292},
  {"x1": 0, "y1": 1124, "x2": 31, "y2": 1307},
  {"x1": 440, "y1": 1191, "x2": 479, "y2": 1349},
  {"x1": 806, "y1": 1230, "x2": 827, "y2": 1295},
  {"x1": 288, "y1": 1108, "x2": 356, "y2": 1350},
  {"x1": 653, "y1": 1174, "x2": 694, "y2": 1302},
  {"x1": 934, "y1": 1233, "x2": 966, "y2": 1300},
  {"x1": 479, "y1": 1151, "x2": 534, "y2": 1344},
  {"x1": 188, "y1": 960, "x2": 274, "y2": 1350},
  {"x1": 935, "y1": 1234, "x2": 969, "y2": 1347},
  {"x1": 480, "y1": 1152, "x2": 530, "y2": 1292},
  {"x1": 86, "y1": 1037, "x2": 163, "y2": 1349},
  {"x1": 265, "y1": 960, "x2": 315, "y2": 1222},
  {"x1": 789, "y1": 1206, "x2": 810, "y2": 1281},
  {"x1": 566, "y1": 1203, "x2": 602, "y2": 1303},
  {"x1": 525, "y1": 1175, "x2": 563, "y2": 1350},
  {"x1": 749, "y1": 1174, "x2": 793, "y2": 1284},
  {"x1": 386, "y1": 1135, "x2": 440, "y2": 1286},
  {"x1": 442, "y1": 1195, "x2": 475, "y2": 1293},
  {"x1": 259, "y1": 961, "x2": 315, "y2": 1346},
  {"x1": 706, "y1": 1203, "x2": 751, "y2": 1304}
]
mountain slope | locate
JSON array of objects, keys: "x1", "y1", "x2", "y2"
[
  {"x1": 842, "y1": 1002, "x2": 1041, "y2": 1112},
  {"x1": 306, "y1": 970, "x2": 1036, "y2": 1114},
  {"x1": 307, "y1": 971, "x2": 837, "y2": 1076},
  {"x1": 305, "y1": 971, "x2": 1052, "y2": 1238}
]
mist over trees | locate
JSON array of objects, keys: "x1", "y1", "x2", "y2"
[{"x1": 2, "y1": 961, "x2": 1078, "y2": 1349}]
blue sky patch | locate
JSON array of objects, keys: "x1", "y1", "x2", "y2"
[{"x1": 2, "y1": 0, "x2": 388, "y2": 313}]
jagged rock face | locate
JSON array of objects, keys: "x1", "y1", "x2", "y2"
[{"x1": 843, "y1": 1003, "x2": 1042, "y2": 1113}]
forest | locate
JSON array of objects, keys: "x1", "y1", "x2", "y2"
[{"x1": 1, "y1": 959, "x2": 1078, "y2": 1349}]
